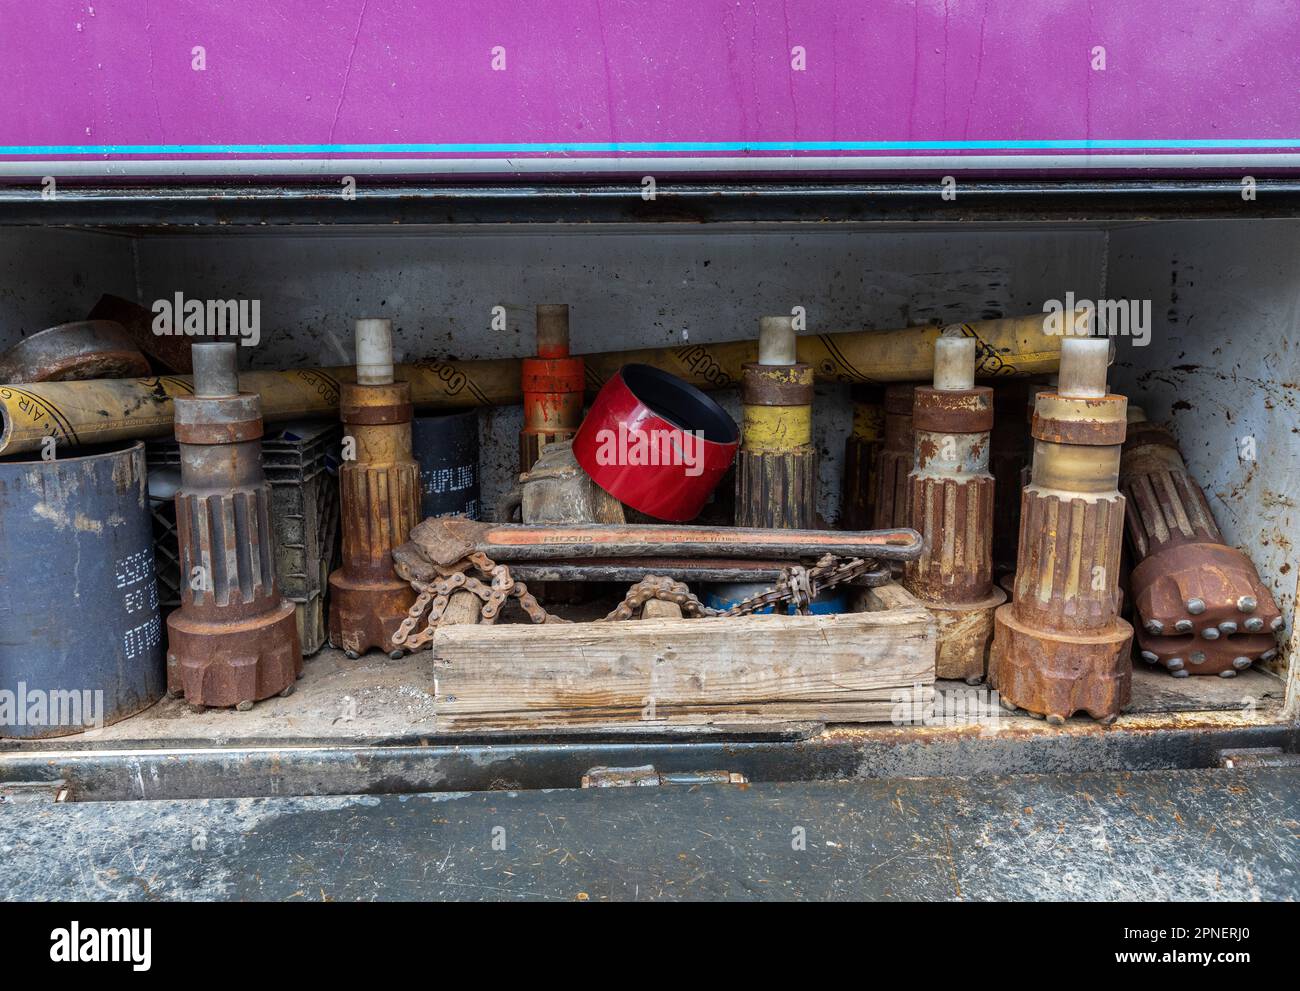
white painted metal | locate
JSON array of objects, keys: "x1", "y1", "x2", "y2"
[
  {"x1": 123, "y1": 224, "x2": 1106, "y2": 511},
  {"x1": 1106, "y1": 219, "x2": 1300, "y2": 710}
]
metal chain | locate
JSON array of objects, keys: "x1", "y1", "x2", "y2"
[
  {"x1": 391, "y1": 551, "x2": 564, "y2": 652},
  {"x1": 391, "y1": 550, "x2": 886, "y2": 652},
  {"x1": 713, "y1": 554, "x2": 883, "y2": 617},
  {"x1": 603, "y1": 575, "x2": 721, "y2": 621}
]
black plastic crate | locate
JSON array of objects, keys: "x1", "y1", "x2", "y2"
[{"x1": 145, "y1": 419, "x2": 342, "y2": 655}]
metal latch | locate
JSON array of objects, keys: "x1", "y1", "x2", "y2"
[
  {"x1": 1217, "y1": 747, "x2": 1300, "y2": 769},
  {"x1": 581, "y1": 765, "x2": 748, "y2": 788},
  {"x1": 0, "y1": 780, "x2": 70, "y2": 804}
]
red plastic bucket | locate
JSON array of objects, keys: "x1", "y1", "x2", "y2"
[{"x1": 572, "y1": 364, "x2": 739, "y2": 521}]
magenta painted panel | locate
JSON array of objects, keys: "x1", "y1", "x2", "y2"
[{"x1": 0, "y1": 0, "x2": 1297, "y2": 177}]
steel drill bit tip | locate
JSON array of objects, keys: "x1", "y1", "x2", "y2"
[
  {"x1": 1175, "y1": 619, "x2": 1193, "y2": 633},
  {"x1": 1186, "y1": 598, "x2": 1206, "y2": 615},
  {"x1": 1237, "y1": 595, "x2": 1258, "y2": 613},
  {"x1": 1219, "y1": 621, "x2": 1238, "y2": 635},
  {"x1": 1232, "y1": 656, "x2": 1252, "y2": 670}
]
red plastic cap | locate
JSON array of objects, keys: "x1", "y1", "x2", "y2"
[{"x1": 572, "y1": 364, "x2": 738, "y2": 522}]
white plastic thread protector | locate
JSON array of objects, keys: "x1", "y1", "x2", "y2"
[
  {"x1": 1057, "y1": 337, "x2": 1110, "y2": 399},
  {"x1": 758, "y1": 316, "x2": 797, "y2": 365},
  {"x1": 933, "y1": 336, "x2": 976, "y2": 391},
  {"x1": 355, "y1": 318, "x2": 395, "y2": 385}
]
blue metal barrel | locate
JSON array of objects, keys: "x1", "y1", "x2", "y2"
[{"x1": 0, "y1": 440, "x2": 164, "y2": 738}]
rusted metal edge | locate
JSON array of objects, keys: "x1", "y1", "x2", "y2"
[{"x1": 1, "y1": 719, "x2": 1294, "y2": 803}]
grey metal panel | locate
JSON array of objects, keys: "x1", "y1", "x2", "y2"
[
  {"x1": 1, "y1": 768, "x2": 1296, "y2": 901},
  {"x1": 0, "y1": 229, "x2": 136, "y2": 344},
  {"x1": 5, "y1": 181, "x2": 1300, "y2": 228},
  {"x1": 2, "y1": 722, "x2": 1294, "y2": 802},
  {"x1": 131, "y1": 224, "x2": 1106, "y2": 516}
]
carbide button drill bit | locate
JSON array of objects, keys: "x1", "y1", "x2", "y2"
[
  {"x1": 903, "y1": 335, "x2": 1006, "y2": 684},
  {"x1": 166, "y1": 342, "x2": 302, "y2": 709},
  {"x1": 1133, "y1": 627, "x2": 1277, "y2": 679},
  {"x1": 735, "y1": 316, "x2": 817, "y2": 529},
  {"x1": 1120, "y1": 407, "x2": 1283, "y2": 676},
  {"x1": 329, "y1": 318, "x2": 421, "y2": 658},
  {"x1": 989, "y1": 337, "x2": 1133, "y2": 724}
]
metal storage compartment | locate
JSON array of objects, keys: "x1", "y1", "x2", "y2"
[
  {"x1": 0, "y1": 202, "x2": 1295, "y2": 753},
  {"x1": 2, "y1": 202, "x2": 1298, "y2": 899},
  {"x1": 1, "y1": 1, "x2": 1298, "y2": 902}
]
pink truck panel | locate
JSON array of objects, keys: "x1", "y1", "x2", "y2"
[{"x1": 1, "y1": 0, "x2": 1297, "y2": 179}]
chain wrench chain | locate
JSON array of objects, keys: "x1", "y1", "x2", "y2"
[
  {"x1": 391, "y1": 551, "x2": 562, "y2": 652},
  {"x1": 392, "y1": 550, "x2": 885, "y2": 652},
  {"x1": 603, "y1": 575, "x2": 721, "y2": 621}
]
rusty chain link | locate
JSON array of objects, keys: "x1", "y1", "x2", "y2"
[
  {"x1": 390, "y1": 550, "x2": 889, "y2": 653},
  {"x1": 602, "y1": 575, "x2": 721, "y2": 621},
  {"x1": 391, "y1": 550, "x2": 562, "y2": 652}
]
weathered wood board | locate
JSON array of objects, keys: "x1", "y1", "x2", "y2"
[{"x1": 429, "y1": 583, "x2": 935, "y2": 728}]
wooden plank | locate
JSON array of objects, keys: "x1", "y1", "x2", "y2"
[
  {"x1": 433, "y1": 694, "x2": 935, "y2": 730},
  {"x1": 432, "y1": 614, "x2": 931, "y2": 712},
  {"x1": 862, "y1": 582, "x2": 917, "y2": 613},
  {"x1": 430, "y1": 590, "x2": 934, "y2": 725}
]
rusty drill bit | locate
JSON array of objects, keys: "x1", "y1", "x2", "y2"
[
  {"x1": 166, "y1": 342, "x2": 302, "y2": 709},
  {"x1": 840, "y1": 384, "x2": 885, "y2": 530},
  {"x1": 990, "y1": 337, "x2": 1134, "y2": 724},
  {"x1": 871, "y1": 382, "x2": 918, "y2": 530},
  {"x1": 904, "y1": 336, "x2": 1006, "y2": 684},
  {"x1": 328, "y1": 318, "x2": 422, "y2": 658},
  {"x1": 1122, "y1": 407, "x2": 1283, "y2": 676},
  {"x1": 520, "y1": 304, "x2": 585, "y2": 473},
  {"x1": 735, "y1": 315, "x2": 818, "y2": 529}
]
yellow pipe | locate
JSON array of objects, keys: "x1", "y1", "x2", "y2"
[{"x1": 0, "y1": 308, "x2": 1083, "y2": 456}]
